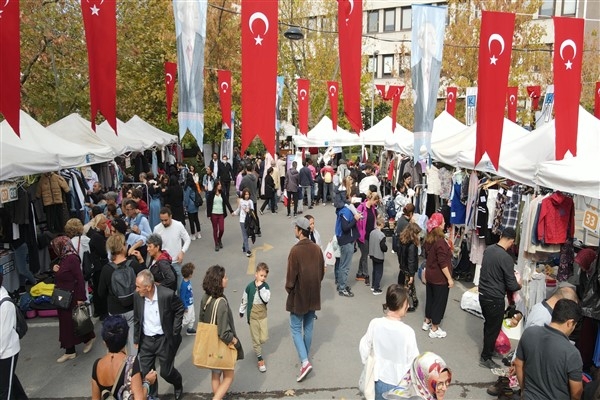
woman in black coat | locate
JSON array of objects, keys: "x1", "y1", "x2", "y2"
[
  {"x1": 259, "y1": 167, "x2": 277, "y2": 214},
  {"x1": 162, "y1": 175, "x2": 185, "y2": 225},
  {"x1": 398, "y1": 222, "x2": 422, "y2": 312},
  {"x1": 86, "y1": 214, "x2": 109, "y2": 319}
]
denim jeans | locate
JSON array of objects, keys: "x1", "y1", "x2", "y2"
[
  {"x1": 338, "y1": 242, "x2": 354, "y2": 292},
  {"x1": 14, "y1": 243, "x2": 35, "y2": 286},
  {"x1": 300, "y1": 186, "x2": 313, "y2": 206},
  {"x1": 375, "y1": 380, "x2": 396, "y2": 400},
  {"x1": 322, "y1": 182, "x2": 334, "y2": 203},
  {"x1": 357, "y1": 240, "x2": 370, "y2": 277},
  {"x1": 371, "y1": 258, "x2": 384, "y2": 291},
  {"x1": 172, "y1": 262, "x2": 183, "y2": 296},
  {"x1": 289, "y1": 311, "x2": 315, "y2": 363},
  {"x1": 240, "y1": 222, "x2": 249, "y2": 252}
]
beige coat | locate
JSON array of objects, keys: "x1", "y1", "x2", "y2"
[{"x1": 36, "y1": 173, "x2": 70, "y2": 206}]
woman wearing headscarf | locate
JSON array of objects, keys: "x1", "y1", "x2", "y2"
[
  {"x1": 422, "y1": 213, "x2": 454, "y2": 339},
  {"x1": 51, "y1": 236, "x2": 96, "y2": 363},
  {"x1": 383, "y1": 352, "x2": 452, "y2": 400}
]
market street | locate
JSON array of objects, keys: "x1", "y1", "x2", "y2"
[{"x1": 19, "y1": 204, "x2": 505, "y2": 399}]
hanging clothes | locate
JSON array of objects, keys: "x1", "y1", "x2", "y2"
[
  {"x1": 437, "y1": 167, "x2": 453, "y2": 200},
  {"x1": 557, "y1": 238, "x2": 575, "y2": 282},
  {"x1": 464, "y1": 171, "x2": 480, "y2": 232},
  {"x1": 537, "y1": 192, "x2": 575, "y2": 245},
  {"x1": 491, "y1": 189, "x2": 508, "y2": 235},
  {"x1": 450, "y1": 182, "x2": 466, "y2": 225},
  {"x1": 500, "y1": 184, "x2": 525, "y2": 232}
]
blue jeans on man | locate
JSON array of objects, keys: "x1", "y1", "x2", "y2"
[
  {"x1": 300, "y1": 186, "x2": 313, "y2": 207},
  {"x1": 289, "y1": 310, "x2": 316, "y2": 363},
  {"x1": 337, "y1": 242, "x2": 354, "y2": 292}
]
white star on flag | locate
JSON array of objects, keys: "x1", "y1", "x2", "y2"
[
  {"x1": 254, "y1": 35, "x2": 263, "y2": 45},
  {"x1": 90, "y1": 4, "x2": 100, "y2": 15},
  {"x1": 565, "y1": 59, "x2": 573, "y2": 69},
  {"x1": 490, "y1": 55, "x2": 498, "y2": 65}
]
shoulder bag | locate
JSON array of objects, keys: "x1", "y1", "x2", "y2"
[
  {"x1": 51, "y1": 287, "x2": 72, "y2": 309},
  {"x1": 192, "y1": 297, "x2": 237, "y2": 370},
  {"x1": 100, "y1": 358, "x2": 127, "y2": 400},
  {"x1": 358, "y1": 349, "x2": 375, "y2": 400}
]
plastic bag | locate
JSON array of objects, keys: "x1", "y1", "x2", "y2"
[
  {"x1": 494, "y1": 330, "x2": 511, "y2": 355},
  {"x1": 323, "y1": 240, "x2": 335, "y2": 267}
]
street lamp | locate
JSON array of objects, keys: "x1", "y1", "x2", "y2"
[{"x1": 370, "y1": 50, "x2": 379, "y2": 130}]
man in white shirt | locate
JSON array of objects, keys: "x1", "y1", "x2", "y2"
[
  {"x1": 153, "y1": 207, "x2": 191, "y2": 293},
  {"x1": 358, "y1": 165, "x2": 381, "y2": 197}
]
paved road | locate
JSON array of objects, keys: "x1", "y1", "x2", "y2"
[{"x1": 19, "y1": 202, "x2": 505, "y2": 399}]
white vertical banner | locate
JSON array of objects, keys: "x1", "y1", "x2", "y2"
[
  {"x1": 220, "y1": 111, "x2": 235, "y2": 165},
  {"x1": 466, "y1": 86, "x2": 477, "y2": 126},
  {"x1": 536, "y1": 84, "x2": 555, "y2": 128}
]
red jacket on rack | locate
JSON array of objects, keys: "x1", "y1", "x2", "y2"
[{"x1": 537, "y1": 192, "x2": 574, "y2": 244}]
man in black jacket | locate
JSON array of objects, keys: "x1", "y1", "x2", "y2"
[
  {"x1": 219, "y1": 155, "x2": 234, "y2": 198},
  {"x1": 298, "y1": 160, "x2": 314, "y2": 209},
  {"x1": 134, "y1": 269, "x2": 184, "y2": 400}
]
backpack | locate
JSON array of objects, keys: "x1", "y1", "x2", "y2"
[
  {"x1": 0, "y1": 297, "x2": 27, "y2": 339},
  {"x1": 193, "y1": 190, "x2": 203, "y2": 207},
  {"x1": 386, "y1": 197, "x2": 397, "y2": 219},
  {"x1": 324, "y1": 171, "x2": 332, "y2": 183},
  {"x1": 110, "y1": 260, "x2": 136, "y2": 307},
  {"x1": 150, "y1": 259, "x2": 178, "y2": 292}
]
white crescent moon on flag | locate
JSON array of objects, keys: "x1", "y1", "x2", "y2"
[
  {"x1": 597, "y1": 88, "x2": 600, "y2": 96},
  {"x1": 166, "y1": 73, "x2": 173, "y2": 84},
  {"x1": 447, "y1": 92, "x2": 455, "y2": 100},
  {"x1": 299, "y1": 89, "x2": 307, "y2": 99},
  {"x1": 559, "y1": 39, "x2": 577, "y2": 60},
  {"x1": 509, "y1": 94, "x2": 516, "y2": 103},
  {"x1": 488, "y1": 34, "x2": 505, "y2": 55},
  {"x1": 348, "y1": 0, "x2": 354, "y2": 15},
  {"x1": 249, "y1": 12, "x2": 269, "y2": 35},
  {"x1": 220, "y1": 82, "x2": 229, "y2": 91},
  {"x1": 329, "y1": 85, "x2": 337, "y2": 95},
  {"x1": 3, "y1": 0, "x2": 9, "y2": 7}
]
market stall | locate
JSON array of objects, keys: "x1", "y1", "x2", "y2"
[
  {"x1": 125, "y1": 115, "x2": 177, "y2": 148},
  {"x1": 361, "y1": 116, "x2": 412, "y2": 146},
  {"x1": 292, "y1": 116, "x2": 358, "y2": 147}
]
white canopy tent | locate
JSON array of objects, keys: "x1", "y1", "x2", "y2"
[
  {"x1": 363, "y1": 116, "x2": 412, "y2": 147},
  {"x1": 47, "y1": 113, "x2": 117, "y2": 163},
  {"x1": 534, "y1": 107, "x2": 600, "y2": 198},
  {"x1": 97, "y1": 119, "x2": 150, "y2": 155},
  {"x1": 292, "y1": 116, "x2": 358, "y2": 147},
  {"x1": 432, "y1": 117, "x2": 529, "y2": 169},
  {"x1": 126, "y1": 115, "x2": 177, "y2": 148}
]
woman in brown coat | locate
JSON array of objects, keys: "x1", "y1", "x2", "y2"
[{"x1": 51, "y1": 236, "x2": 95, "y2": 363}]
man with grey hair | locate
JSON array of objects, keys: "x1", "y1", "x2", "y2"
[
  {"x1": 147, "y1": 233, "x2": 177, "y2": 292},
  {"x1": 525, "y1": 285, "x2": 579, "y2": 329},
  {"x1": 103, "y1": 191, "x2": 122, "y2": 218},
  {"x1": 134, "y1": 269, "x2": 184, "y2": 400}
]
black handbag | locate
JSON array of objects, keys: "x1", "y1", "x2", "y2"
[
  {"x1": 51, "y1": 288, "x2": 72, "y2": 309},
  {"x1": 72, "y1": 303, "x2": 94, "y2": 337}
]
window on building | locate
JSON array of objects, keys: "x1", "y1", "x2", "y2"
[
  {"x1": 307, "y1": 16, "x2": 317, "y2": 35},
  {"x1": 384, "y1": 9, "x2": 396, "y2": 32},
  {"x1": 367, "y1": 10, "x2": 379, "y2": 33},
  {"x1": 562, "y1": 0, "x2": 576, "y2": 15},
  {"x1": 368, "y1": 56, "x2": 379, "y2": 78},
  {"x1": 400, "y1": 7, "x2": 412, "y2": 30},
  {"x1": 539, "y1": 0, "x2": 555, "y2": 16},
  {"x1": 383, "y1": 55, "x2": 394, "y2": 77}
]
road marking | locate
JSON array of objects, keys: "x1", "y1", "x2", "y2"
[
  {"x1": 246, "y1": 243, "x2": 274, "y2": 274},
  {"x1": 26, "y1": 321, "x2": 59, "y2": 328}
]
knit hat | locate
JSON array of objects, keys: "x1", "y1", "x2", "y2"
[
  {"x1": 426, "y1": 212, "x2": 444, "y2": 233},
  {"x1": 295, "y1": 218, "x2": 310, "y2": 231},
  {"x1": 575, "y1": 248, "x2": 597, "y2": 272}
]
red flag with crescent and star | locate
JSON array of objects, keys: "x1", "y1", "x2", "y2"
[
  {"x1": 218, "y1": 70, "x2": 232, "y2": 129},
  {"x1": 327, "y1": 81, "x2": 339, "y2": 131},
  {"x1": 507, "y1": 86, "x2": 518, "y2": 122},
  {"x1": 553, "y1": 17, "x2": 584, "y2": 160},
  {"x1": 526, "y1": 85, "x2": 541, "y2": 110},
  {"x1": 337, "y1": 0, "x2": 363, "y2": 134},
  {"x1": 241, "y1": 0, "x2": 278, "y2": 154},
  {"x1": 446, "y1": 87, "x2": 457, "y2": 116},
  {"x1": 375, "y1": 84, "x2": 386, "y2": 99},
  {"x1": 81, "y1": 0, "x2": 117, "y2": 134},
  {"x1": 297, "y1": 79, "x2": 309, "y2": 135},
  {"x1": 595, "y1": 82, "x2": 600, "y2": 119},
  {"x1": 0, "y1": 0, "x2": 20, "y2": 136},
  {"x1": 390, "y1": 86, "x2": 405, "y2": 133},
  {"x1": 164, "y1": 62, "x2": 177, "y2": 123},
  {"x1": 475, "y1": 10, "x2": 515, "y2": 170}
]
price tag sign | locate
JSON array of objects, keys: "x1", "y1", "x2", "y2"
[
  {"x1": 583, "y1": 207, "x2": 600, "y2": 235},
  {"x1": 0, "y1": 183, "x2": 18, "y2": 204}
]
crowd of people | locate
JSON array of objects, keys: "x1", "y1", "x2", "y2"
[{"x1": 1, "y1": 148, "x2": 595, "y2": 400}]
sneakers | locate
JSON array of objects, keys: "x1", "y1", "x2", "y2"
[
  {"x1": 429, "y1": 328, "x2": 447, "y2": 338},
  {"x1": 57, "y1": 353, "x2": 77, "y2": 363},
  {"x1": 373, "y1": 289, "x2": 383, "y2": 295},
  {"x1": 258, "y1": 360, "x2": 267, "y2": 372},
  {"x1": 338, "y1": 289, "x2": 354, "y2": 297},
  {"x1": 421, "y1": 321, "x2": 432, "y2": 331},
  {"x1": 83, "y1": 337, "x2": 95, "y2": 354},
  {"x1": 370, "y1": 287, "x2": 375, "y2": 292},
  {"x1": 355, "y1": 274, "x2": 365, "y2": 281},
  {"x1": 479, "y1": 357, "x2": 502, "y2": 369},
  {"x1": 191, "y1": 234, "x2": 196, "y2": 241},
  {"x1": 219, "y1": 240, "x2": 223, "y2": 249},
  {"x1": 186, "y1": 328, "x2": 197, "y2": 336},
  {"x1": 407, "y1": 306, "x2": 416, "y2": 312},
  {"x1": 364, "y1": 276, "x2": 370, "y2": 286},
  {"x1": 197, "y1": 232, "x2": 201, "y2": 239},
  {"x1": 246, "y1": 251, "x2": 252, "y2": 257},
  {"x1": 297, "y1": 362, "x2": 312, "y2": 382},
  {"x1": 215, "y1": 245, "x2": 220, "y2": 252}
]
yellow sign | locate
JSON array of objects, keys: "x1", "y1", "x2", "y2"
[{"x1": 583, "y1": 208, "x2": 599, "y2": 235}]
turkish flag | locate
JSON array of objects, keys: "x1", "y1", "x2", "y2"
[
  {"x1": 475, "y1": 11, "x2": 515, "y2": 170},
  {"x1": 553, "y1": 16, "x2": 584, "y2": 159},
  {"x1": 446, "y1": 87, "x2": 457, "y2": 117},
  {"x1": 81, "y1": 0, "x2": 117, "y2": 134},
  {"x1": 389, "y1": 86, "x2": 404, "y2": 133},
  {"x1": 338, "y1": 0, "x2": 363, "y2": 134},
  {"x1": 595, "y1": 82, "x2": 600, "y2": 119},
  {"x1": 375, "y1": 84, "x2": 386, "y2": 99},
  {"x1": 164, "y1": 62, "x2": 177, "y2": 123},
  {"x1": 327, "y1": 81, "x2": 339, "y2": 131},
  {"x1": 218, "y1": 70, "x2": 232, "y2": 129},
  {"x1": 526, "y1": 85, "x2": 541, "y2": 110},
  {"x1": 241, "y1": 0, "x2": 278, "y2": 154},
  {"x1": 507, "y1": 86, "x2": 518, "y2": 122},
  {"x1": 0, "y1": 0, "x2": 20, "y2": 136},
  {"x1": 297, "y1": 79, "x2": 310, "y2": 135}
]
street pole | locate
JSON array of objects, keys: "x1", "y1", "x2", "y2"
[{"x1": 370, "y1": 50, "x2": 379, "y2": 154}]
